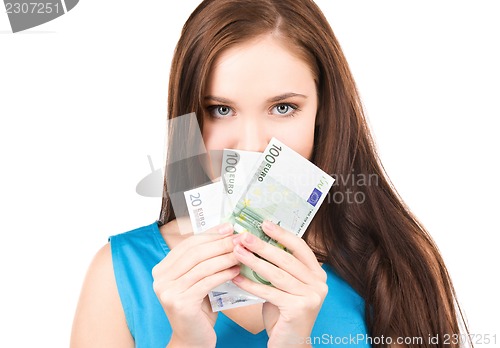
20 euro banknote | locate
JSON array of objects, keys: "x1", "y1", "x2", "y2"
[{"x1": 184, "y1": 181, "x2": 223, "y2": 234}]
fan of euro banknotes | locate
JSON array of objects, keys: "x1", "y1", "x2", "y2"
[{"x1": 183, "y1": 137, "x2": 335, "y2": 311}]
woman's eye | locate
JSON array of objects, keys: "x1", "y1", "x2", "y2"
[
  {"x1": 207, "y1": 105, "x2": 235, "y2": 118},
  {"x1": 271, "y1": 103, "x2": 298, "y2": 117}
]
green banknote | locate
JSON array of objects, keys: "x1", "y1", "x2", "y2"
[{"x1": 226, "y1": 137, "x2": 335, "y2": 284}]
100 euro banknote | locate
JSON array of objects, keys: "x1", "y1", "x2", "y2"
[
  {"x1": 225, "y1": 137, "x2": 335, "y2": 285},
  {"x1": 221, "y1": 149, "x2": 261, "y2": 219}
]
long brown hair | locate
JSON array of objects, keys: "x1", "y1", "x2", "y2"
[{"x1": 159, "y1": 0, "x2": 470, "y2": 346}]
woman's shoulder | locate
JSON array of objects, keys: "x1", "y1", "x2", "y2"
[
  {"x1": 107, "y1": 221, "x2": 170, "y2": 282},
  {"x1": 70, "y1": 243, "x2": 134, "y2": 347}
]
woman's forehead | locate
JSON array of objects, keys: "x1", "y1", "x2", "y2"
[{"x1": 205, "y1": 35, "x2": 317, "y2": 99}]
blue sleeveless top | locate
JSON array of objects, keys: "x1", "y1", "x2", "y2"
[{"x1": 109, "y1": 222, "x2": 370, "y2": 347}]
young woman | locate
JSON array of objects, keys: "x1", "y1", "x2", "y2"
[{"x1": 71, "y1": 0, "x2": 469, "y2": 347}]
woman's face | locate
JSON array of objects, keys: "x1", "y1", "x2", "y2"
[{"x1": 202, "y1": 35, "x2": 318, "y2": 160}]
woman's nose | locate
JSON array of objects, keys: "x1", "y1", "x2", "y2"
[{"x1": 236, "y1": 117, "x2": 268, "y2": 153}]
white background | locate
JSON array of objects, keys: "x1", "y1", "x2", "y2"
[{"x1": 1, "y1": 1, "x2": 498, "y2": 346}]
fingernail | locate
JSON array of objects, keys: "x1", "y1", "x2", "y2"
[
  {"x1": 243, "y1": 232, "x2": 254, "y2": 244},
  {"x1": 262, "y1": 220, "x2": 275, "y2": 231},
  {"x1": 234, "y1": 244, "x2": 249, "y2": 256},
  {"x1": 232, "y1": 233, "x2": 243, "y2": 245},
  {"x1": 230, "y1": 265, "x2": 241, "y2": 275},
  {"x1": 218, "y1": 223, "x2": 233, "y2": 235},
  {"x1": 232, "y1": 275, "x2": 244, "y2": 283}
]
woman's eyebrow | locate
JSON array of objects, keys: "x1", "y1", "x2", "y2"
[
  {"x1": 267, "y1": 93, "x2": 307, "y2": 103},
  {"x1": 204, "y1": 95, "x2": 233, "y2": 104},
  {"x1": 204, "y1": 93, "x2": 307, "y2": 104}
]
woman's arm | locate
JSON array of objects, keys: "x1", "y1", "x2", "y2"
[{"x1": 70, "y1": 244, "x2": 134, "y2": 348}]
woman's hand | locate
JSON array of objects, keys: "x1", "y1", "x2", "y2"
[
  {"x1": 152, "y1": 223, "x2": 239, "y2": 348},
  {"x1": 231, "y1": 220, "x2": 328, "y2": 348}
]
